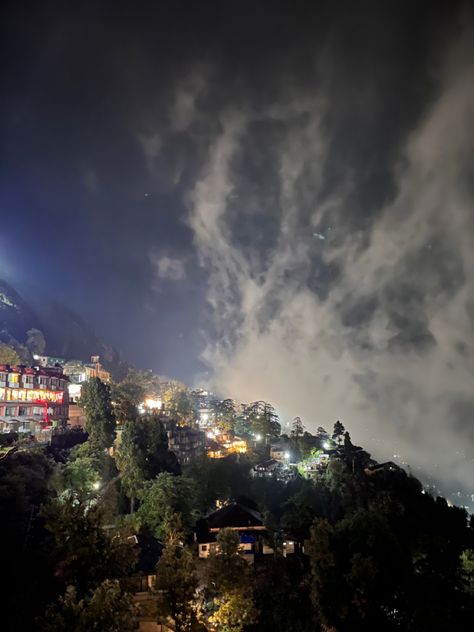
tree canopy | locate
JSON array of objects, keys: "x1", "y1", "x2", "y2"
[
  {"x1": 116, "y1": 414, "x2": 180, "y2": 511},
  {"x1": 155, "y1": 526, "x2": 198, "y2": 632},
  {"x1": 79, "y1": 378, "x2": 116, "y2": 449}
]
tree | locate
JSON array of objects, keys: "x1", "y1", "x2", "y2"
[
  {"x1": 42, "y1": 495, "x2": 135, "y2": 596},
  {"x1": 208, "y1": 588, "x2": 257, "y2": 632},
  {"x1": 0, "y1": 449, "x2": 58, "y2": 630},
  {"x1": 37, "y1": 581, "x2": 138, "y2": 632},
  {"x1": 291, "y1": 416, "x2": 305, "y2": 439},
  {"x1": 169, "y1": 389, "x2": 197, "y2": 424},
  {"x1": 0, "y1": 342, "x2": 21, "y2": 365},
  {"x1": 121, "y1": 368, "x2": 161, "y2": 399},
  {"x1": 136, "y1": 473, "x2": 198, "y2": 540},
  {"x1": 207, "y1": 529, "x2": 249, "y2": 592},
  {"x1": 79, "y1": 378, "x2": 116, "y2": 450},
  {"x1": 116, "y1": 415, "x2": 180, "y2": 511},
  {"x1": 460, "y1": 549, "x2": 474, "y2": 597},
  {"x1": 59, "y1": 441, "x2": 119, "y2": 517},
  {"x1": 183, "y1": 455, "x2": 234, "y2": 514},
  {"x1": 205, "y1": 529, "x2": 257, "y2": 631},
  {"x1": 26, "y1": 328, "x2": 46, "y2": 356},
  {"x1": 161, "y1": 380, "x2": 197, "y2": 423},
  {"x1": 290, "y1": 417, "x2": 305, "y2": 460},
  {"x1": 215, "y1": 398, "x2": 236, "y2": 434},
  {"x1": 251, "y1": 555, "x2": 313, "y2": 632},
  {"x1": 305, "y1": 518, "x2": 339, "y2": 629},
  {"x1": 332, "y1": 420, "x2": 345, "y2": 446},
  {"x1": 110, "y1": 379, "x2": 144, "y2": 424},
  {"x1": 155, "y1": 526, "x2": 198, "y2": 632},
  {"x1": 244, "y1": 401, "x2": 281, "y2": 440},
  {"x1": 343, "y1": 431, "x2": 354, "y2": 454},
  {"x1": 316, "y1": 426, "x2": 330, "y2": 440}
]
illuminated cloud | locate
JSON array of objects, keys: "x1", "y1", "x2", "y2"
[{"x1": 184, "y1": 24, "x2": 474, "y2": 499}]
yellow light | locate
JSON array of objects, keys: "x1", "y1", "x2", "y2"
[{"x1": 145, "y1": 398, "x2": 162, "y2": 409}]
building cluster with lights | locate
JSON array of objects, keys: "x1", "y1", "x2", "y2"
[
  {"x1": 0, "y1": 364, "x2": 69, "y2": 434},
  {"x1": 205, "y1": 430, "x2": 248, "y2": 459},
  {"x1": 160, "y1": 418, "x2": 205, "y2": 464}
]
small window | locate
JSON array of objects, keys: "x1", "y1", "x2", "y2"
[
  {"x1": 5, "y1": 406, "x2": 16, "y2": 416},
  {"x1": 201, "y1": 545, "x2": 208, "y2": 551}
]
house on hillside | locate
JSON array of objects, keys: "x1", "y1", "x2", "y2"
[
  {"x1": 270, "y1": 443, "x2": 291, "y2": 462},
  {"x1": 195, "y1": 502, "x2": 273, "y2": 562},
  {"x1": 251, "y1": 459, "x2": 297, "y2": 483},
  {"x1": 364, "y1": 461, "x2": 402, "y2": 476}
]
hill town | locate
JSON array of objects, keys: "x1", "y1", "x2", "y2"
[{"x1": 1, "y1": 333, "x2": 474, "y2": 630}]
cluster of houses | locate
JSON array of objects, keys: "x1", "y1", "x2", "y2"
[{"x1": 0, "y1": 354, "x2": 253, "y2": 465}]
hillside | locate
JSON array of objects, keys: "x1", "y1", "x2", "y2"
[{"x1": 0, "y1": 279, "x2": 128, "y2": 378}]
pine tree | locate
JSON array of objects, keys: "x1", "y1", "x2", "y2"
[
  {"x1": 291, "y1": 416, "x2": 305, "y2": 439},
  {"x1": 332, "y1": 420, "x2": 345, "y2": 446},
  {"x1": 155, "y1": 524, "x2": 198, "y2": 632},
  {"x1": 79, "y1": 378, "x2": 116, "y2": 450}
]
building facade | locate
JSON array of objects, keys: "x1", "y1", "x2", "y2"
[
  {"x1": 0, "y1": 364, "x2": 69, "y2": 434},
  {"x1": 195, "y1": 502, "x2": 271, "y2": 562},
  {"x1": 84, "y1": 356, "x2": 111, "y2": 383},
  {"x1": 161, "y1": 418, "x2": 205, "y2": 464},
  {"x1": 63, "y1": 356, "x2": 111, "y2": 419}
]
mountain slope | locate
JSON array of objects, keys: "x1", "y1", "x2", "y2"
[{"x1": 0, "y1": 279, "x2": 128, "y2": 378}]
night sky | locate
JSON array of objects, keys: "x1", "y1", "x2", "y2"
[{"x1": 2, "y1": 2, "x2": 474, "y2": 498}]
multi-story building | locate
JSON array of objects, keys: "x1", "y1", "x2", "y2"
[
  {"x1": 84, "y1": 356, "x2": 111, "y2": 383},
  {"x1": 161, "y1": 418, "x2": 205, "y2": 464},
  {"x1": 0, "y1": 364, "x2": 69, "y2": 434},
  {"x1": 63, "y1": 355, "x2": 110, "y2": 407}
]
